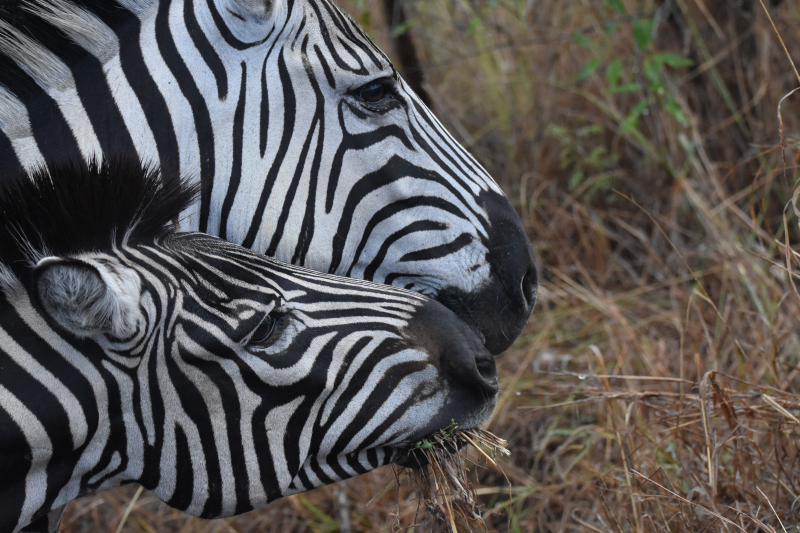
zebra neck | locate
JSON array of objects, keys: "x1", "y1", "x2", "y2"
[
  {"x1": 0, "y1": 290, "x2": 139, "y2": 531},
  {"x1": 17, "y1": 505, "x2": 65, "y2": 533}
]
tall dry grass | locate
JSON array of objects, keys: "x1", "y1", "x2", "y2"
[{"x1": 61, "y1": 0, "x2": 800, "y2": 531}]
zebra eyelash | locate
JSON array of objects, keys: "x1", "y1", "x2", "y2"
[
  {"x1": 347, "y1": 78, "x2": 404, "y2": 113},
  {"x1": 242, "y1": 311, "x2": 281, "y2": 347}
]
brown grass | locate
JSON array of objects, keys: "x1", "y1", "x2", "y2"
[
  {"x1": 60, "y1": 0, "x2": 800, "y2": 531},
  {"x1": 394, "y1": 427, "x2": 511, "y2": 533}
]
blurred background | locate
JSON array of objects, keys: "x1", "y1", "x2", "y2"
[{"x1": 63, "y1": 1, "x2": 800, "y2": 531}]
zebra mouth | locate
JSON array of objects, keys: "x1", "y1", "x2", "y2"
[{"x1": 391, "y1": 436, "x2": 467, "y2": 469}]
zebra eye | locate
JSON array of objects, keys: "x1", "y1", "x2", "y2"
[
  {"x1": 248, "y1": 316, "x2": 276, "y2": 345},
  {"x1": 357, "y1": 82, "x2": 389, "y2": 103}
]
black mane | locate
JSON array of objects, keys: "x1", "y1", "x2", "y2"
[{"x1": 0, "y1": 155, "x2": 198, "y2": 278}]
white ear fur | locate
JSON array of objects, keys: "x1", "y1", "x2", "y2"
[
  {"x1": 225, "y1": 0, "x2": 281, "y2": 20},
  {"x1": 34, "y1": 256, "x2": 142, "y2": 339}
]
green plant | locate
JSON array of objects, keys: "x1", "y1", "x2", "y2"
[
  {"x1": 545, "y1": 123, "x2": 620, "y2": 202},
  {"x1": 572, "y1": 2, "x2": 695, "y2": 161}
]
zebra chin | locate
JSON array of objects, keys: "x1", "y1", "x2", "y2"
[
  {"x1": 389, "y1": 396, "x2": 498, "y2": 470},
  {"x1": 288, "y1": 391, "x2": 497, "y2": 492},
  {"x1": 299, "y1": 391, "x2": 498, "y2": 483}
]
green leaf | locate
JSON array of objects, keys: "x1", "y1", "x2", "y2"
[
  {"x1": 621, "y1": 100, "x2": 649, "y2": 134},
  {"x1": 576, "y1": 124, "x2": 603, "y2": 137},
  {"x1": 633, "y1": 18, "x2": 653, "y2": 51},
  {"x1": 593, "y1": 174, "x2": 614, "y2": 193},
  {"x1": 576, "y1": 58, "x2": 601, "y2": 81},
  {"x1": 605, "y1": 21, "x2": 621, "y2": 35},
  {"x1": 544, "y1": 124, "x2": 567, "y2": 138},
  {"x1": 391, "y1": 19, "x2": 415, "y2": 37},
  {"x1": 610, "y1": 82, "x2": 642, "y2": 93},
  {"x1": 569, "y1": 169, "x2": 585, "y2": 191},
  {"x1": 606, "y1": 0, "x2": 625, "y2": 14},
  {"x1": 643, "y1": 58, "x2": 661, "y2": 86},
  {"x1": 605, "y1": 59, "x2": 622, "y2": 88},
  {"x1": 587, "y1": 146, "x2": 609, "y2": 167},
  {"x1": 606, "y1": 60, "x2": 641, "y2": 93},
  {"x1": 573, "y1": 31, "x2": 593, "y2": 49},
  {"x1": 467, "y1": 16, "x2": 481, "y2": 35},
  {"x1": 664, "y1": 99, "x2": 689, "y2": 126},
  {"x1": 651, "y1": 52, "x2": 694, "y2": 68}
]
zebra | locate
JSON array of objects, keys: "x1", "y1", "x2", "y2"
[
  {"x1": 0, "y1": 155, "x2": 500, "y2": 533},
  {"x1": 0, "y1": 0, "x2": 537, "y2": 355}
]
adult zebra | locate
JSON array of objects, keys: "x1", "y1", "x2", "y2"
[
  {"x1": 0, "y1": 155, "x2": 499, "y2": 533},
  {"x1": 0, "y1": 0, "x2": 537, "y2": 354}
]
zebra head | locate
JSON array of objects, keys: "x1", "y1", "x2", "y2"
[
  {"x1": 0, "y1": 0, "x2": 537, "y2": 354},
  {"x1": 0, "y1": 156, "x2": 498, "y2": 529}
]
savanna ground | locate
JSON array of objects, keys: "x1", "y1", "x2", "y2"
[{"x1": 62, "y1": 1, "x2": 800, "y2": 531}]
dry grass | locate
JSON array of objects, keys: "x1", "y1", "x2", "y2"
[
  {"x1": 394, "y1": 427, "x2": 511, "y2": 533},
  {"x1": 60, "y1": 0, "x2": 800, "y2": 531}
]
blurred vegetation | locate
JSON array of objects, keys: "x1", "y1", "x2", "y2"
[{"x1": 64, "y1": 0, "x2": 800, "y2": 532}]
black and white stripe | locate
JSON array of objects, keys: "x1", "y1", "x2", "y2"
[
  {"x1": 0, "y1": 0, "x2": 537, "y2": 354},
  {"x1": 0, "y1": 156, "x2": 498, "y2": 532}
]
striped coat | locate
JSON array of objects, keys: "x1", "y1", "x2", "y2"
[
  {"x1": 0, "y1": 0, "x2": 537, "y2": 354},
  {"x1": 0, "y1": 156, "x2": 499, "y2": 532}
]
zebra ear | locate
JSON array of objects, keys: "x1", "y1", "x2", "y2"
[
  {"x1": 33, "y1": 256, "x2": 142, "y2": 340},
  {"x1": 226, "y1": 0, "x2": 278, "y2": 19}
]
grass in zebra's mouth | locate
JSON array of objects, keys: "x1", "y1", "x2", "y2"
[{"x1": 393, "y1": 424, "x2": 511, "y2": 533}]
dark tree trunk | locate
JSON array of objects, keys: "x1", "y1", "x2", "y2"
[{"x1": 381, "y1": 0, "x2": 432, "y2": 107}]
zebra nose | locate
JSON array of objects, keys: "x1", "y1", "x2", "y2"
[
  {"x1": 405, "y1": 300, "x2": 499, "y2": 395},
  {"x1": 489, "y1": 209, "x2": 537, "y2": 315},
  {"x1": 472, "y1": 189, "x2": 538, "y2": 354},
  {"x1": 520, "y1": 257, "x2": 538, "y2": 312},
  {"x1": 468, "y1": 346, "x2": 499, "y2": 394},
  {"x1": 440, "y1": 320, "x2": 499, "y2": 395}
]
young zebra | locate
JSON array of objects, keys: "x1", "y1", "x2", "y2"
[
  {"x1": 0, "y1": 0, "x2": 537, "y2": 355},
  {"x1": 0, "y1": 156, "x2": 499, "y2": 533}
]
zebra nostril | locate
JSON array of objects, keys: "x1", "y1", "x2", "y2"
[
  {"x1": 520, "y1": 266, "x2": 538, "y2": 311},
  {"x1": 475, "y1": 355, "x2": 497, "y2": 384}
]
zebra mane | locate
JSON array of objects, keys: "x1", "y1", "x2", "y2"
[
  {"x1": 0, "y1": 0, "x2": 140, "y2": 102},
  {"x1": 0, "y1": 155, "x2": 198, "y2": 281}
]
